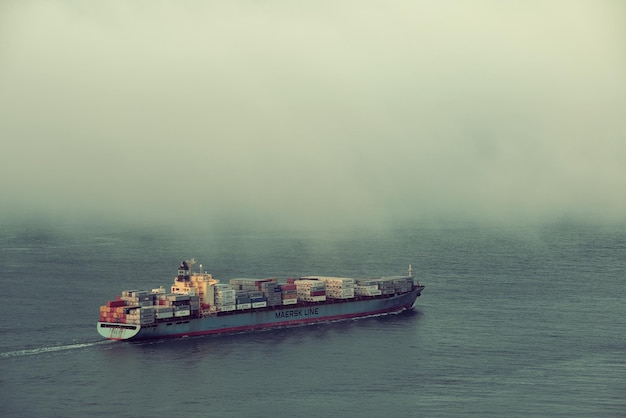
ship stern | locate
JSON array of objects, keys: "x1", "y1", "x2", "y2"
[{"x1": 97, "y1": 322, "x2": 142, "y2": 340}]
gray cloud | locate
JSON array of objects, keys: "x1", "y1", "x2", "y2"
[{"x1": 1, "y1": 1, "x2": 625, "y2": 228}]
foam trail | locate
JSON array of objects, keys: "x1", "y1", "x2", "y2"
[{"x1": 0, "y1": 340, "x2": 113, "y2": 358}]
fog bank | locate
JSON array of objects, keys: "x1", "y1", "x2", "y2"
[{"x1": 2, "y1": 1, "x2": 625, "y2": 229}]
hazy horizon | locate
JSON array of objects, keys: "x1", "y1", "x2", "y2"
[{"x1": 2, "y1": 1, "x2": 625, "y2": 230}]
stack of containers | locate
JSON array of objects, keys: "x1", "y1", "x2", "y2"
[
  {"x1": 155, "y1": 306, "x2": 174, "y2": 319},
  {"x1": 307, "y1": 276, "x2": 355, "y2": 299},
  {"x1": 165, "y1": 294, "x2": 191, "y2": 317},
  {"x1": 230, "y1": 278, "x2": 253, "y2": 290},
  {"x1": 230, "y1": 278, "x2": 274, "y2": 309},
  {"x1": 279, "y1": 283, "x2": 298, "y2": 305},
  {"x1": 156, "y1": 293, "x2": 169, "y2": 306},
  {"x1": 120, "y1": 290, "x2": 140, "y2": 299},
  {"x1": 377, "y1": 278, "x2": 396, "y2": 295},
  {"x1": 99, "y1": 299, "x2": 128, "y2": 323},
  {"x1": 354, "y1": 279, "x2": 382, "y2": 296},
  {"x1": 174, "y1": 304, "x2": 191, "y2": 317},
  {"x1": 235, "y1": 291, "x2": 252, "y2": 310},
  {"x1": 120, "y1": 290, "x2": 152, "y2": 307},
  {"x1": 248, "y1": 291, "x2": 267, "y2": 308},
  {"x1": 294, "y1": 279, "x2": 326, "y2": 302},
  {"x1": 151, "y1": 288, "x2": 169, "y2": 311},
  {"x1": 126, "y1": 306, "x2": 156, "y2": 325},
  {"x1": 230, "y1": 278, "x2": 278, "y2": 292},
  {"x1": 189, "y1": 295, "x2": 200, "y2": 314},
  {"x1": 214, "y1": 284, "x2": 236, "y2": 312},
  {"x1": 167, "y1": 294, "x2": 190, "y2": 305},
  {"x1": 261, "y1": 281, "x2": 282, "y2": 307},
  {"x1": 387, "y1": 277, "x2": 413, "y2": 294}
]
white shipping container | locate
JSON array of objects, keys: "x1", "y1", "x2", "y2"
[
  {"x1": 156, "y1": 311, "x2": 174, "y2": 319},
  {"x1": 298, "y1": 295, "x2": 326, "y2": 302},
  {"x1": 252, "y1": 301, "x2": 267, "y2": 308},
  {"x1": 310, "y1": 277, "x2": 351, "y2": 284},
  {"x1": 355, "y1": 280, "x2": 379, "y2": 286},
  {"x1": 327, "y1": 289, "x2": 355, "y2": 298},
  {"x1": 174, "y1": 310, "x2": 191, "y2": 317},
  {"x1": 325, "y1": 283, "x2": 356, "y2": 290},
  {"x1": 131, "y1": 291, "x2": 149, "y2": 298},
  {"x1": 215, "y1": 297, "x2": 236, "y2": 303},
  {"x1": 295, "y1": 279, "x2": 325, "y2": 286},
  {"x1": 215, "y1": 289, "x2": 236, "y2": 295},
  {"x1": 215, "y1": 293, "x2": 236, "y2": 298},
  {"x1": 296, "y1": 282, "x2": 325, "y2": 288},
  {"x1": 167, "y1": 294, "x2": 190, "y2": 302},
  {"x1": 214, "y1": 300, "x2": 235, "y2": 307},
  {"x1": 236, "y1": 303, "x2": 252, "y2": 310},
  {"x1": 282, "y1": 298, "x2": 298, "y2": 305}
]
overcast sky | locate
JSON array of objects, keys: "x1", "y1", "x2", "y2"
[{"x1": 1, "y1": 1, "x2": 625, "y2": 229}]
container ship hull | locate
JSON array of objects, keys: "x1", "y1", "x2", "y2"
[
  {"x1": 97, "y1": 260, "x2": 425, "y2": 341},
  {"x1": 98, "y1": 287, "x2": 423, "y2": 341}
]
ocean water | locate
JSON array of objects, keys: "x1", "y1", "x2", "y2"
[{"x1": 0, "y1": 222, "x2": 624, "y2": 417}]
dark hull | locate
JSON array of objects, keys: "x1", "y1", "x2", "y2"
[{"x1": 98, "y1": 286, "x2": 423, "y2": 340}]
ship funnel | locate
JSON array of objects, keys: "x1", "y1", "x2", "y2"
[{"x1": 177, "y1": 260, "x2": 190, "y2": 281}]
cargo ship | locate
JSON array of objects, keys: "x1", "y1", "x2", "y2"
[{"x1": 97, "y1": 259, "x2": 425, "y2": 341}]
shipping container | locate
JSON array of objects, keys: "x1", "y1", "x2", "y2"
[
  {"x1": 282, "y1": 298, "x2": 298, "y2": 305},
  {"x1": 106, "y1": 300, "x2": 126, "y2": 308},
  {"x1": 327, "y1": 288, "x2": 355, "y2": 299},
  {"x1": 298, "y1": 295, "x2": 326, "y2": 302}
]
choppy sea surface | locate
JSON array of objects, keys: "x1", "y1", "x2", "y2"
[{"x1": 0, "y1": 222, "x2": 624, "y2": 417}]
